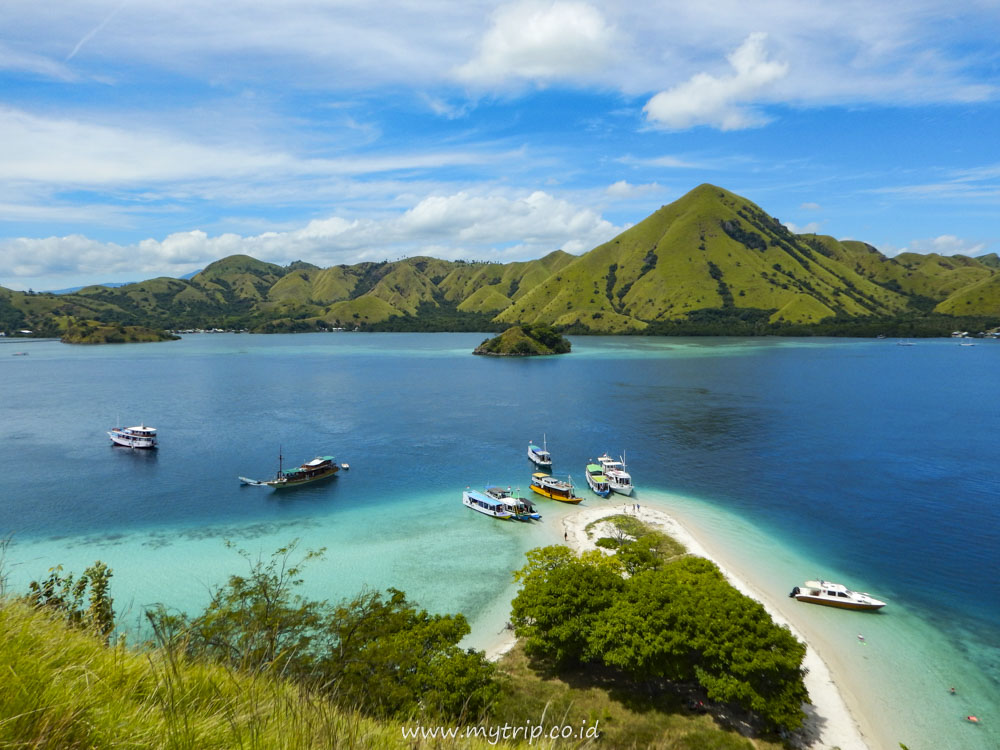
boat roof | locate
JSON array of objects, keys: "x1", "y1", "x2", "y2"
[
  {"x1": 466, "y1": 489, "x2": 507, "y2": 508},
  {"x1": 305, "y1": 456, "x2": 334, "y2": 466},
  {"x1": 803, "y1": 580, "x2": 851, "y2": 592},
  {"x1": 586, "y1": 463, "x2": 604, "y2": 472}
]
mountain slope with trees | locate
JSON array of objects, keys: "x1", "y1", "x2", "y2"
[{"x1": 3, "y1": 185, "x2": 997, "y2": 337}]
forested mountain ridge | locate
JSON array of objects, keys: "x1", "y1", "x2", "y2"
[{"x1": 3, "y1": 184, "x2": 997, "y2": 336}]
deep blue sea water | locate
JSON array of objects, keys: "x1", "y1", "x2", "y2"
[{"x1": 1, "y1": 333, "x2": 997, "y2": 748}]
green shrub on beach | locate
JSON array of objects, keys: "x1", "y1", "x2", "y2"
[
  {"x1": 146, "y1": 542, "x2": 498, "y2": 722},
  {"x1": 510, "y1": 543, "x2": 809, "y2": 733}
]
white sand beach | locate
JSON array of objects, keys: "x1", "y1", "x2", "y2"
[{"x1": 485, "y1": 501, "x2": 876, "y2": 750}]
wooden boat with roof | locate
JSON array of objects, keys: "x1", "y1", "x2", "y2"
[
  {"x1": 529, "y1": 472, "x2": 582, "y2": 504},
  {"x1": 597, "y1": 452, "x2": 633, "y2": 496},
  {"x1": 240, "y1": 452, "x2": 339, "y2": 489},
  {"x1": 485, "y1": 486, "x2": 541, "y2": 521},
  {"x1": 527, "y1": 436, "x2": 552, "y2": 467},
  {"x1": 463, "y1": 488, "x2": 516, "y2": 520},
  {"x1": 585, "y1": 462, "x2": 611, "y2": 496}
]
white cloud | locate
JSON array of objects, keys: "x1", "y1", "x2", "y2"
[
  {"x1": 0, "y1": 189, "x2": 624, "y2": 285},
  {"x1": 643, "y1": 33, "x2": 789, "y2": 130},
  {"x1": 783, "y1": 220, "x2": 822, "y2": 234},
  {"x1": 897, "y1": 234, "x2": 987, "y2": 257},
  {"x1": 0, "y1": 105, "x2": 511, "y2": 196},
  {"x1": 799, "y1": 201, "x2": 821, "y2": 211},
  {"x1": 456, "y1": 1, "x2": 619, "y2": 85},
  {"x1": 605, "y1": 180, "x2": 661, "y2": 198}
]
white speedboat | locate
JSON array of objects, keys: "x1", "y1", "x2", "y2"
[
  {"x1": 108, "y1": 424, "x2": 158, "y2": 449},
  {"x1": 789, "y1": 580, "x2": 886, "y2": 611},
  {"x1": 463, "y1": 488, "x2": 515, "y2": 520},
  {"x1": 585, "y1": 462, "x2": 610, "y2": 497},
  {"x1": 528, "y1": 436, "x2": 552, "y2": 467},
  {"x1": 597, "y1": 453, "x2": 633, "y2": 495}
]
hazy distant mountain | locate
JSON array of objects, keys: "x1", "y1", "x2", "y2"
[{"x1": 3, "y1": 185, "x2": 997, "y2": 337}]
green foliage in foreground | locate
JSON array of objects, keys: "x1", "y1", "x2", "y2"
[
  {"x1": 510, "y1": 539, "x2": 809, "y2": 734},
  {"x1": 146, "y1": 542, "x2": 498, "y2": 722},
  {"x1": 0, "y1": 599, "x2": 518, "y2": 750}
]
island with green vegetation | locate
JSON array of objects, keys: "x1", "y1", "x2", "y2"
[
  {"x1": 0, "y1": 525, "x2": 812, "y2": 749},
  {"x1": 4, "y1": 183, "x2": 998, "y2": 338},
  {"x1": 59, "y1": 320, "x2": 180, "y2": 344},
  {"x1": 473, "y1": 324, "x2": 571, "y2": 356}
]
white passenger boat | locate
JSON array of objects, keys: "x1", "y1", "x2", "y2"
[
  {"x1": 485, "y1": 486, "x2": 541, "y2": 521},
  {"x1": 108, "y1": 424, "x2": 158, "y2": 449},
  {"x1": 597, "y1": 453, "x2": 633, "y2": 495},
  {"x1": 585, "y1": 462, "x2": 610, "y2": 497},
  {"x1": 463, "y1": 488, "x2": 516, "y2": 520},
  {"x1": 789, "y1": 580, "x2": 887, "y2": 611},
  {"x1": 528, "y1": 436, "x2": 552, "y2": 467}
]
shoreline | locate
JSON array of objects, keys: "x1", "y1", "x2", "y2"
[{"x1": 483, "y1": 501, "x2": 874, "y2": 750}]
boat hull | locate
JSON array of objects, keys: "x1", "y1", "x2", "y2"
[
  {"x1": 108, "y1": 429, "x2": 157, "y2": 449},
  {"x1": 793, "y1": 594, "x2": 886, "y2": 611},
  {"x1": 585, "y1": 474, "x2": 610, "y2": 497},
  {"x1": 463, "y1": 490, "x2": 515, "y2": 519},
  {"x1": 266, "y1": 468, "x2": 338, "y2": 488},
  {"x1": 529, "y1": 484, "x2": 582, "y2": 503}
]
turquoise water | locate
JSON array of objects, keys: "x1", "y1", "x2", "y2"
[{"x1": 1, "y1": 333, "x2": 997, "y2": 748}]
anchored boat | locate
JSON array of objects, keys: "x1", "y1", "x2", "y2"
[
  {"x1": 585, "y1": 462, "x2": 611, "y2": 496},
  {"x1": 240, "y1": 452, "x2": 339, "y2": 489},
  {"x1": 597, "y1": 453, "x2": 633, "y2": 496},
  {"x1": 529, "y1": 472, "x2": 582, "y2": 504},
  {"x1": 485, "y1": 486, "x2": 541, "y2": 521},
  {"x1": 463, "y1": 488, "x2": 516, "y2": 520},
  {"x1": 109, "y1": 424, "x2": 158, "y2": 449},
  {"x1": 527, "y1": 437, "x2": 552, "y2": 468},
  {"x1": 789, "y1": 580, "x2": 886, "y2": 611}
]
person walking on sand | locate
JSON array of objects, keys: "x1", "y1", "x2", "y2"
[{"x1": 564, "y1": 531, "x2": 568, "y2": 542}]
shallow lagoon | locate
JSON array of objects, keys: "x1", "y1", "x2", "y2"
[{"x1": 1, "y1": 333, "x2": 997, "y2": 748}]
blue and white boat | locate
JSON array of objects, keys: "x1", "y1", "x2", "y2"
[
  {"x1": 485, "y1": 486, "x2": 541, "y2": 521},
  {"x1": 528, "y1": 436, "x2": 552, "y2": 467},
  {"x1": 585, "y1": 462, "x2": 611, "y2": 497},
  {"x1": 463, "y1": 488, "x2": 515, "y2": 520}
]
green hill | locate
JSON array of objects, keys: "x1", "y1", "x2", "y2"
[
  {"x1": 3, "y1": 185, "x2": 997, "y2": 337},
  {"x1": 474, "y1": 324, "x2": 571, "y2": 356}
]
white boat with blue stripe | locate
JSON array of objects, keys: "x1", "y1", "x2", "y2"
[
  {"x1": 528, "y1": 436, "x2": 552, "y2": 467},
  {"x1": 463, "y1": 488, "x2": 516, "y2": 520}
]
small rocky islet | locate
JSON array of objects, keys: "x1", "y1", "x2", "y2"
[{"x1": 473, "y1": 324, "x2": 571, "y2": 356}]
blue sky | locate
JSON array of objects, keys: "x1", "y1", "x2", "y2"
[{"x1": 1, "y1": 0, "x2": 998, "y2": 290}]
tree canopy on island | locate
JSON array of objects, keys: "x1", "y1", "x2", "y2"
[{"x1": 510, "y1": 530, "x2": 809, "y2": 733}]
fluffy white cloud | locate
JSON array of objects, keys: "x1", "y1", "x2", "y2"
[
  {"x1": 456, "y1": 1, "x2": 619, "y2": 85},
  {"x1": 897, "y1": 234, "x2": 987, "y2": 257},
  {"x1": 0, "y1": 189, "x2": 624, "y2": 286},
  {"x1": 783, "y1": 220, "x2": 822, "y2": 234},
  {"x1": 643, "y1": 33, "x2": 788, "y2": 130},
  {"x1": 605, "y1": 180, "x2": 661, "y2": 198}
]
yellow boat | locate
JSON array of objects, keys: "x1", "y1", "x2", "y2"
[{"x1": 529, "y1": 472, "x2": 582, "y2": 504}]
